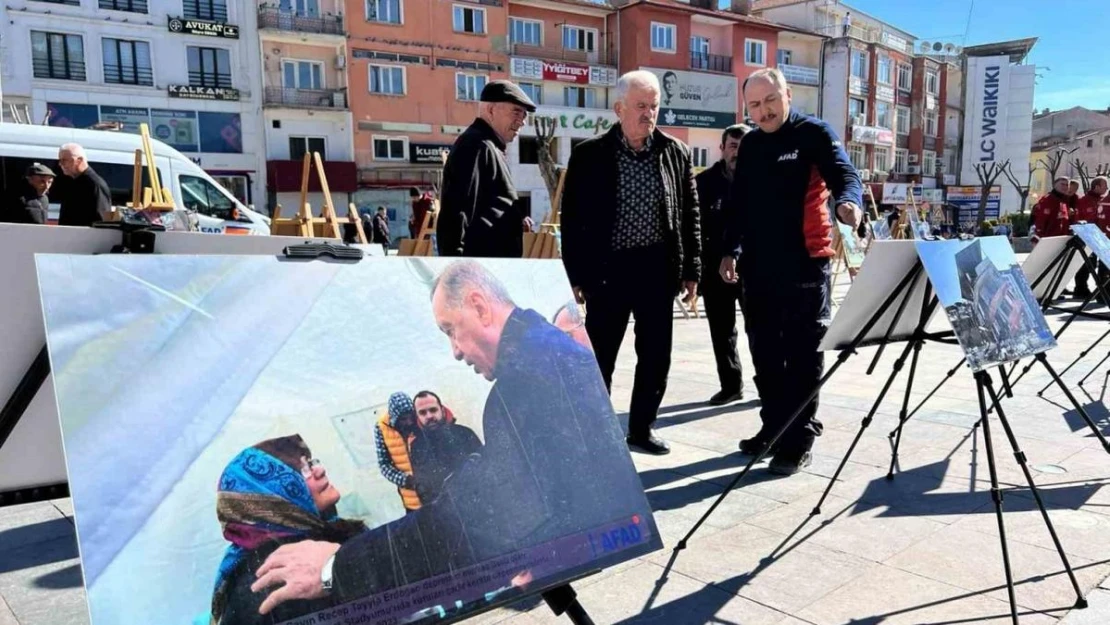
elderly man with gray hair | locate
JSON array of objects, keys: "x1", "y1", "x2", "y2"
[
  {"x1": 57, "y1": 142, "x2": 112, "y2": 227},
  {"x1": 561, "y1": 69, "x2": 701, "y2": 456}
]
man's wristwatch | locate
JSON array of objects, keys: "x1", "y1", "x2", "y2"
[{"x1": 320, "y1": 554, "x2": 336, "y2": 594}]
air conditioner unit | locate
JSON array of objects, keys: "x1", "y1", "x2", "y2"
[
  {"x1": 859, "y1": 169, "x2": 872, "y2": 181},
  {"x1": 907, "y1": 165, "x2": 922, "y2": 174},
  {"x1": 852, "y1": 115, "x2": 865, "y2": 126},
  {"x1": 908, "y1": 154, "x2": 920, "y2": 164},
  {"x1": 336, "y1": 54, "x2": 346, "y2": 69}
]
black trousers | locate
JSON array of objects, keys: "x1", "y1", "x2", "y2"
[
  {"x1": 701, "y1": 272, "x2": 745, "y2": 393},
  {"x1": 585, "y1": 246, "x2": 675, "y2": 439},
  {"x1": 1073, "y1": 261, "x2": 1109, "y2": 297},
  {"x1": 742, "y1": 269, "x2": 832, "y2": 455}
]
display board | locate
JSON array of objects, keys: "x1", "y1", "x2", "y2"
[
  {"x1": 838, "y1": 222, "x2": 865, "y2": 268},
  {"x1": 820, "y1": 240, "x2": 937, "y2": 351},
  {"x1": 1071, "y1": 223, "x2": 1110, "y2": 269},
  {"x1": 36, "y1": 255, "x2": 660, "y2": 625},
  {"x1": 916, "y1": 237, "x2": 1056, "y2": 372},
  {"x1": 0, "y1": 224, "x2": 336, "y2": 495},
  {"x1": 1021, "y1": 235, "x2": 1083, "y2": 302}
]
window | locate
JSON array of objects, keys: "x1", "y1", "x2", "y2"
[
  {"x1": 456, "y1": 73, "x2": 487, "y2": 101},
  {"x1": 876, "y1": 101, "x2": 892, "y2": 129},
  {"x1": 369, "y1": 65, "x2": 404, "y2": 95},
  {"x1": 896, "y1": 105, "x2": 911, "y2": 135},
  {"x1": 1105, "y1": 136, "x2": 1110, "y2": 146},
  {"x1": 282, "y1": 60, "x2": 323, "y2": 89},
  {"x1": 564, "y1": 86, "x2": 597, "y2": 109},
  {"x1": 1087, "y1": 138, "x2": 1094, "y2": 148},
  {"x1": 563, "y1": 26, "x2": 596, "y2": 52},
  {"x1": 848, "y1": 144, "x2": 866, "y2": 171},
  {"x1": 453, "y1": 5, "x2": 485, "y2": 34},
  {"x1": 925, "y1": 108, "x2": 938, "y2": 136},
  {"x1": 289, "y1": 137, "x2": 326, "y2": 161},
  {"x1": 877, "y1": 55, "x2": 893, "y2": 85},
  {"x1": 184, "y1": 0, "x2": 228, "y2": 22},
  {"x1": 923, "y1": 150, "x2": 937, "y2": 176},
  {"x1": 777, "y1": 48, "x2": 792, "y2": 65},
  {"x1": 30, "y1": 31, "x2": 86, "y2": 81},
  {"x1": 187, "y1": 46, "x2": 232, "y2": 88},
  {"x1": 519, "y1": 82, "x2": 542, "y2": 105},
  {"x1": 366, "y1": 0, "x2": 401, "y2": 24},
  {"x1": 211, "y1": 175, "x2": 249, "y2": 207},
  {"x1": 692, "y1": 147, "x2": 709, "y2": 169},
  {"x1": 926, "y1": 68, "x2": 939, "y2": 95},
  {"x1": 373, "y1": 136, "x2": 406, "y2": 160},
  {"x1": 180, "y1": 175, "x2": 236, "y2": 219},
  {"x1": 897, "y1": 63, "x2": 912, "y2": 90},
  {"x1": 280, "y1": 0, "x2": 320, "y2": 17},
  {"x1": 946, "y1": 150, "x2": 958, "y2": 175},
  {"x1": 519, "y1": 136, "x2": 541, "y2": 165},
  {"x1": 848, "y1": 97, "x2": 866, "y2": 124},
  {"x1": 690, "y1": 36, "x2": 709, "y2": 57},
  {"x1": 873, "y1": 147, "x2": 890, "y2": 173},
  {"x1": 102, "y1": 38, "x2": 152, "y2": 86},
  {"x1": 510, "y1": 18, "x2": 541, "y2": 45},
  {"x1": 850, "y1": 49, "x2": 868, "y2": 80},
  {"x1": 745, "y1": 39, "x2": 766, "y2": 66},
  {"x1": 650, "y1": 23, "x2": 675, "y2": 52},
  {"x1": 894, "y1": 148, "x2": 908, "y2": 173},
  {"x1": 99, "y1": 0, "x2": 148, "y2": 13}
]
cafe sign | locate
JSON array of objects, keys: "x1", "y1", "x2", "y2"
[
  {"x1": 168, "y1": 17, "x2": 240, "y2": 39},
  {"x1": 168, "y1": 85, "x2": 241, "y2": 101},
  {"x1": 528, "y1": 106, "x2": 617, "y2": 138}
]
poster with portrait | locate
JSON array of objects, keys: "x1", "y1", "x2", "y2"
[
  {"x1": 916, "y1": 237, "x2": 1056, "y2": 372},
  {"x1": 37, "y1": 255, "x2": 658, "y2": 625},
  {"x1": 1071, "y1": 223, "x2": 1110, "y2": 270}
]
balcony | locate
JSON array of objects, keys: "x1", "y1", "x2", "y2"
[
  {"x1": 188, "y1": 71, "x2": 233, "y2": 89},
  {"x1": 184, "y1": 0, "x2": 227, "y2": 22},
  {"x1": 690, "y1": 53, "x2": 732, "y2": 74},
  {"x1": 104, "y1": 65, "x2": 154, "y2": 87},
  {"x1": 264, "y1": 86, "x2": 348, "y2": 110},
  {"x1": 778, "y1": 63, "x2": 820, "y2": 87},
  {"x1": 32, "y1": 59, "x2": 86, "y2": 82},
  {"x1": 258, "y1": 7, "x2": 344, "y2": 36},
  {"x1": 98, "y1": 0, "x2": 148, "y2": 12},
  {"x1": 510, "y1": 41, "x2": 616, "y2": 67}
]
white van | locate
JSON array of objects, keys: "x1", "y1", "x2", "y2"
[{"x1": 0, "y1": 124, "x2": 270, "y2": 235}]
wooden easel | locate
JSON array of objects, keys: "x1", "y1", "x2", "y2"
[
  {"x1": 398, "y1": 200, "x2": 439, "y2": 256},
  {"x1": 524, "y1": 168, "x2": 565, "y2": 260},
  {"x1": 122, "y1": 123, "x2": 176, "y2": 220},
  {"x1": 270, "y1": 152, "x2": 364, "y2": 242}
]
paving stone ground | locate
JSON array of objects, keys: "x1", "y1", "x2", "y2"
[{"x1": 2, "y1": 267, "x2": 1110, "y2": 624}]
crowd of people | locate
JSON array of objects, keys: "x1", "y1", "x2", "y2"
[
  {"x1": 2, "y1": 143, "x2": 111, "y2": 226},
  {"x1": 436, "y1": 68, "x2": 862, "y2": 476},
  {"x1": 1031, "y1": 173, "x2": 1110, "y2": 300}
]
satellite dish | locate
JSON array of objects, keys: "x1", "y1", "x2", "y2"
[
  {"x1": 933, "y1": 42, "x2": 943, "y2": 52},
  {"x1": 945, "y1": 43, "x2": 955, "y2": 53},
  {"x1": 954, "y1": 46, "x2": 963, "y2": 55},
  {"x1": 920, "y1": 41, "x2": 932, "y2": 52}
]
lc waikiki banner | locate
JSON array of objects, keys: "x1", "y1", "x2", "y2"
[{"x1": 641, "y1": 67, "x2": 737, "y2": 129}]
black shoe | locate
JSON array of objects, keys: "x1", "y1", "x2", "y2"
[
  {"x1": 708, "y1": 388, "x2": 744, "y2": 406},
  {"x1": 738, "y1": 436, "x2": 776, "y2": 457},
  {"x1": 768, "y1": 450, "x2": 813, "y2": 476},
  {"x1": 1074, "y1": 290, "x2": 1093, "y2": 300},
  {"x1": 627, "y1": 433, "x2": 670, "y2": 455}
]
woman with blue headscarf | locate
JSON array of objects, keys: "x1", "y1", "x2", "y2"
[{"x1": 210, "y1": 434, "x2": 366, "y2": 624}]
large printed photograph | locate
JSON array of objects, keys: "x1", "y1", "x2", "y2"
[
  {"x1": 916, "y1": 237, "x2": 1056, "y2": 372},
  {"x1": 1071, "y1": 223, "x2": 1110, "y2": 270},
  {"x1": 35, "y1": 255, "x2": 659, "y2": 625}
]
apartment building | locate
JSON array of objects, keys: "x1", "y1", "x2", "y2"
[
  {"x1": 258, "y1": 0, "x2": 357, "y2": 215},
  {"x1": 345, "y1": 0, "x2": 510, "y2": 226},
  {"x1": 615, "y1": 0, "x2": 789, "y2": 171},
  {"x1": 0, "y1": 0, "x2": 266, "y2": 207}
]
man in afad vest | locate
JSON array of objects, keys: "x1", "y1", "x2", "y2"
[
  {"x1": 1072, "y1": 176, "x2": 1109, "y2": 299},
  {"x1": 374, "y1": 392, "x2": 421, "y2": 513},
  {"x1": 1032, "y1": 177, "x2": 1073, "y2": 240}
]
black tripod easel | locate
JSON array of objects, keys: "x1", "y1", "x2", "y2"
[
  {"x1": 0, "y1": 221, "x2": 166, "y2": 507},
  {"x1": 675, "y1": 261, "x2": 926, "y2": 552},
  {"x1": 890, "y1": 236, "x2": 1110, "y2": 451},
  {"x1": 541, "y1": 585, "x2": 595, "y2": 625}
]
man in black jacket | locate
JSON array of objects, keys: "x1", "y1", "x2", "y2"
[
  {"x1": 2, "y1": 162, "x2": 55, "y2": 224},
  {"x1": 251, "y1": 261, "x2": 652, "y2": 614},
  {"x1": 696, "y1": 124, "x2": 750, "y2": 406},
  {"x1": 57, "y1": 143, "x2": 111, "y2": 227},
  {"x1": 562, "y1": 70, "x2": 701, "y2": 456},
  {"x1": 437, "y1": 81, "x2": 536, "y2": 258},
  {"x1": 408, "y1": 390, "x2": 482, "y2": 504},
  {"x1": 371, "y1": 206, "x2": 391, "y2": 252},
  {"x1": 720, "y1": 68, "x2": 862, "y2": 475}
]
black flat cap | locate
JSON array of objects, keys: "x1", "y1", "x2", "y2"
[
  {"x1": 25, "y1": 162, "x2": 55, "y2": 177},
  {"x1": 480, "y1": 80, "x2": 537, "y2": 112}
]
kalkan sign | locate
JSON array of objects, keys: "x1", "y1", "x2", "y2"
[
  {"x1": 168, "y1": 85, "x2": 241, "y2": 101},
  {"x1": 167, "y1": 17, "x2": 240, "y2": 39}
]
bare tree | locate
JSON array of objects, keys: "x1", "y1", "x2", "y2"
[
  {"x1": 1037, "y1": 146, "x2": 1079, "y2": 183},
  {"x1": 1072, "y1": 160, "x2": 1110, "y2": 191},
  {"x1": 974, "y1": 160, "x2": 1009, "y2": 226},
  {"x1": 532, "y1": 116, "x2": 562, "y2": 208},
  {"x1": 1001, "y1": 160, "x2": 1038, "y2": 214}
]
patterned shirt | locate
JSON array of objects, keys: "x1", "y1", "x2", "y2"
[
  {"x1": 374, "y1": 425, "x2": 410, "y2": 488},
  {"x1": 612, "y1": 134, "x2": 667, "y2": 250}
]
